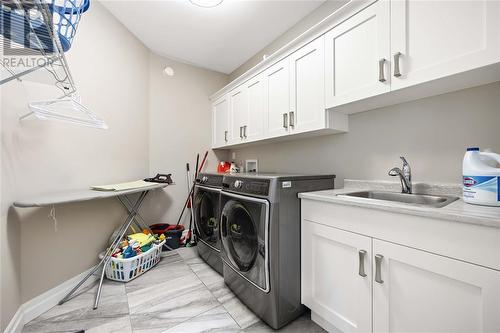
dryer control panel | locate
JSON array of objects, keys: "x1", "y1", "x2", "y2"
[{"x1": 224, "y1": 178, "x2": 270, "y2": 196}]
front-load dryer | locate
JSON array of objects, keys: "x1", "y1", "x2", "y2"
[
  {"x1": 194, "y1": 173, "x2": 223, "y2": 274},
  {"x1": 220, "y1": 173, "x2": 335, "y2": 329}
]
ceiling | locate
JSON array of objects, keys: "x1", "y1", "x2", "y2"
[{"x1": 101, "y1": 0, "x2": 325, "y2": 74}]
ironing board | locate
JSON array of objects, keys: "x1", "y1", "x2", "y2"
[{"x1": 13, "y1": 182, "x2": 169, "y2": 309}]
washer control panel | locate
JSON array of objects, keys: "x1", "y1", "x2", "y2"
[{"x1": 196, "y1": 173, "x2": 223, "y2": 187}]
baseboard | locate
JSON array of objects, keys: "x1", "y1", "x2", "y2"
[
  {"x1": 3, "y1": 267, "x2": 98, "y2": 333},
  {"x1": 3, "y1": 308, "x2": 24, "y2": 333},
  {"x1": 311, "y1": 311, "x2": 342, "y2": 333}
]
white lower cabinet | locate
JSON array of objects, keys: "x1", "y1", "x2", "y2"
[
  {"x1": 302, "y1": 221, "x2": 372, "y2": 333},
  {"x1": 302, "y1": 219, "x2": 500, "y2": 333},
  {"x1": 372, "y1": 239, "x2": 500, "y2": 333}
]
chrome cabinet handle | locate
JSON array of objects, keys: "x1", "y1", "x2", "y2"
[
  {"x1": 378, "y1": 58, "x2": 386, "y2": 82},
  {"x1": 393, "y1": 52, "x2": 402, "y2": 77},
  {"x1": 375, "y1": 254, "x2": 384, "y2": 284},
  {"x1": 239, "y1": 126, "x2": 243, "y2": 139},
  {"x1": 358, "y1": 250, "x2": 367, "y2": 277},
  {"x1": 224, "y1": 130, "x2": 228, "y2": 142},
  {"x1": 243, "y1": 125, "x2": 247, "y2": 138},
  {"x1": 289, "y1": 111, "x2": 295, "y2": 128},
  {"x1": 283, "y1": 113, "x2": 288, "y2": 129}
]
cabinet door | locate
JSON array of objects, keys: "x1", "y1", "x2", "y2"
[
  {"x1": 229, "y1": 85, "x2": 247, "y2": 143},
  {"x1": 212, "y1": 95, "x2": 229, "y2": 147},
  {"x1": 264, "y1": 58, "x2": 290, "y2": 138},
  {"x1": 391, "y1": 0, "x2": 500, "y2": 91},
  {"x1": 245, "y1": 74, "x2": 265, "y2": 141},
  {"x1": 302, "y1": 221, "x2": 372, "y2": 333},
  {"x1": 289, "y1": 37, "x2": 325, "y2": 133},
  {"x1": 373, "y1": 239, "x2": 500, "y2": 333},
  {"x1": 325, "y1": 0, "x2": 390, "y2": 108}
]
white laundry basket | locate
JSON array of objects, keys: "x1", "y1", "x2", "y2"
[{"x1": 99, "y1": 241, "x2": 165, "y2": 282}]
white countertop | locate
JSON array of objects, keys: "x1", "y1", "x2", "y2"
[{"x1": 298, "y1": 179, "x2": 500, "y2": 229}]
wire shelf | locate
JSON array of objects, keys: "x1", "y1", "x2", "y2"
[{"x1": 0, "y1": 0, "x2": 108, "y2": 129}]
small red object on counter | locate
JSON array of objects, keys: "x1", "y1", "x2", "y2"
[{"x1": 217, "y1": 161, "x2": 231, "y2": 173}]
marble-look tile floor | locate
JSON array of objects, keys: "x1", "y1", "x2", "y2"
[{"x1": 23, "y1": 247, "x2": 326, "y2": 333}]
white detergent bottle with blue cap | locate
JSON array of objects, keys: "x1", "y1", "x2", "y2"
[{"x1": 463, "y1": 147, "x2": 500, "y2": 206}]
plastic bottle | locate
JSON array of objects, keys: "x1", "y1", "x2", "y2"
[{"x1": 463, "y1": 147, "x2": 500, "y2": 206}]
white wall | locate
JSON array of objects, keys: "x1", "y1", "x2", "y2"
[
  {"x1": 230, "y1": 82, "x2": 500, "y2": 187},
  {"x1": 1, "y1": 2, "x2": 228, "y2": 329},
  {"x1": 1, "y1": 1, "x2": 150, "y2": 328},
  {"x1": 142, "y1": 53, "x2": 228, "y2": 227}
]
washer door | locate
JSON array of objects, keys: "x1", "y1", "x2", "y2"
[
  {"x1": 221, "y1": 200, "x2": 258, "y2": 272},
  {"x1": 220, "y1": 193, "x2": 270, "y2": 292},
  {"x1": 194, "y1": 186, "x2": 220, "y2": 250}
]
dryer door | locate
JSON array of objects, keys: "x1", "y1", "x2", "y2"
[
  {"x1": 194, "y1": 186, "x2": 221, "y2": 251},
  {"x1": 220, "y1": 192, "x2": 270, "y2": 292}
]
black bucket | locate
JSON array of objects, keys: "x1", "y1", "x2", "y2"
[{"x1": 150, "y1": 224, "x2": 185, "y2": 251}]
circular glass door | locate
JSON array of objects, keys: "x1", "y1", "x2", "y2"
[
  {"x1": 221, "y1": 200, "x2": 258, "y2": 272},
  {"x1": 194, "y1": 191, "x2": 218, "y2": 243}
]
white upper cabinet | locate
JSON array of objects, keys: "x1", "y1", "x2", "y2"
[
  {"x1": 245, "y1": 74, "x2": 265, "y2": 141},
  {"x1": 325, "y1": 0, "x2": 390, "y2": 108},
  {"x1": 390, "y1": 0, "x2": 500, "y2": 91},
  {"x1": 264, "y1": 58, "x2": 290, "y2": 138},
  {"x1": 289, "y1": 37, "x2": 326, "y2": 133},
  {"x1": 212, "y1": 95, "x2": 229, "y2": 147},
  {"x1": 229, "y1": 85, "x2": 248, "y2": 143},
  {"x1": 211, "y1": 0, "x2": 500, "y2": 148},
  {"x1": 372, "y1": 239, "x2": 500, "y2": 333},
  {"x1": 302, "y1": 221, "x2": 372, "y2": 333}
]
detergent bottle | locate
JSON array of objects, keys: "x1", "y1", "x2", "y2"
[{"x1": 463, "y1": 147, "x2": 500, "y2": 206}]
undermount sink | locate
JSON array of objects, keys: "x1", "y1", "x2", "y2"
[{"x1": 338, "y1": 190, "x2": 459, "y2": 208}]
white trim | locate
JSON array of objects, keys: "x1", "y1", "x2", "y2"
[
  {"x1": 3, "y1": 267, "x2": 98, "y2": 333},
  {"x1": 209, "y1": 0, "x2": 376, "y2": 101},
  {"x1": 3, "y1": 307, "x2": 23, "y2": 333}
]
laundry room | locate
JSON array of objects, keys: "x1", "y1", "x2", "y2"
[{"x1": 1, "y1": 1, "x2": 500, "y2": 332}]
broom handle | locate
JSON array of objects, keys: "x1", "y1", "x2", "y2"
[{"x1": 175, "y1": 152, "x2": 208, "y2": 226}]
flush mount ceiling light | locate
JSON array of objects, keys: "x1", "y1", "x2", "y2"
[{"x1": 189, "y1": 0, "x2": 223, "y2": 8}]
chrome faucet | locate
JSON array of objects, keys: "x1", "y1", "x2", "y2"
[{"x1": 389, "y1": 156, "x2": 412, "y2": 194}]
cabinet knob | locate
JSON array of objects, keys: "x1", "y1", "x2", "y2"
[
  {"x1": 224, "y1": 130, "x2": 228, "y2": 142},
  {"x1": 289, "y1": 111, "x2": 295, "y2": 128}
]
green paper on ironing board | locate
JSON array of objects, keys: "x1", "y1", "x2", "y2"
[{"x1": 91, "y1": 180, "x2": 155, "y2": 192}]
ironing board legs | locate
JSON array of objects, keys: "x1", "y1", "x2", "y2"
[
  {"x1": 118, "y1": 195, "x2": 153, "y2": 234},
  {"x1": 58, "y1": 191, "x2": 149, "y2": 309}
]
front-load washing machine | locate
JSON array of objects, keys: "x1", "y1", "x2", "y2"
[
  {"x1": 220, "y1": 173, "x2": 335, "y2": 329},
  {"x1": 193, "y1": 172, "x2": 223, "y2": 274}
]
